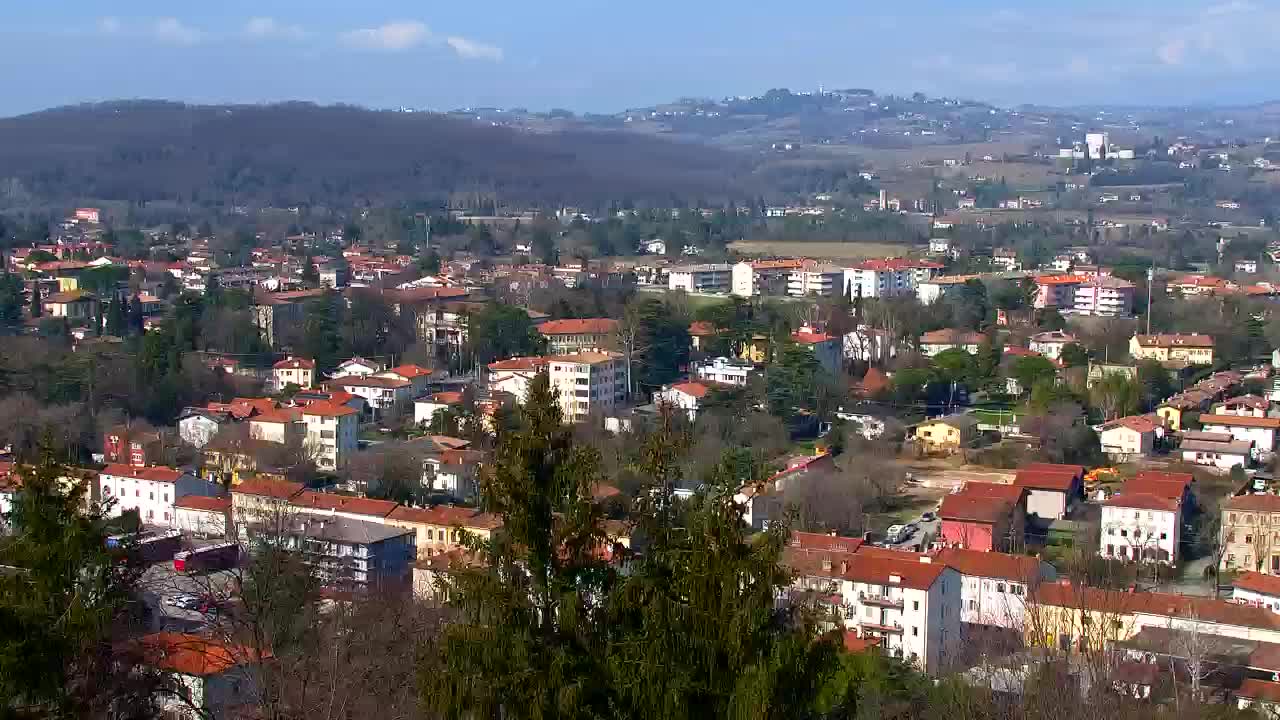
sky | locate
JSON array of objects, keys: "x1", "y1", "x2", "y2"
[{"x1": 1, "y1": 0, "x2": 1279, "y2": 116}]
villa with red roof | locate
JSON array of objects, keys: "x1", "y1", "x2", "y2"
[
  {"x1": 1013, "y1": 463, "x2": 1084, "y2": 521},
  {"x1": 1100, "y1": 471, "x2": 1194, "y2": 566},
  {"x1": 655, "y1": 381, "x2": 712, "y2": 421},
  {"x1": 790, "y1": 326, "x2": 841, "y2": 373},
  {"x1": 272, "y1": 356, "x2": 316, "y2": 390}
]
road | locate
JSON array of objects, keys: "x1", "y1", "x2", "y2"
[{"x1": 139, "y1": 561, "x2": 239, "y2": 632}]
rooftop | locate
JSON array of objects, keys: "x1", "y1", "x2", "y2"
[
  {"x1": 1235, "y1": 571, "x2": 1280, "y2": 598},
  {"x1": 1134, "y1": 333, "x2": 1215, "y2": 348},
  {"x1": 1199, "y1": 414, "x2": 1280, "y2": 429},
  {"x1": 292, "y1": 491, "x2": 400, "y2": 518},
  {"x1": 537, "y1": 318, "x2": 620, "y2": 335},
  {"x1": 173, "y1": 495, "x2": 231, "y2": 513},
  {"x1": 101, "y1": 464, "x2": 185, "y2": 483},
  {"x1": 784, "y1": 547, "x2": 948, "y2": 591},
  {"x1": 137, "y1": 632, "x2": 261, "y2": 677},
  {"x1": 231, "y1": 478, "x2": 305, "y2": 501},
  {"x1": 288, "y1": 514, "x2": 414, "y2": 545},
  {"x1": 932, "y1": 547, "x2": 1044, "y2": 583}
]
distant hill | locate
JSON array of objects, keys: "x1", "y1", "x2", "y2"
[{"x1": 0, "y1": 101, "x2": 751, "y2": 210}]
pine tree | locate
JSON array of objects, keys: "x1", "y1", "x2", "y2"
[
  {"x1": 29, "y1": 281, "x2": 41, "y2": 318},
  {"x1": 127, "y1": 294, "x2": 144, "y2": 335},
  {"x1": 105, "y1": 299, "x2": 126, "y2": 337}
]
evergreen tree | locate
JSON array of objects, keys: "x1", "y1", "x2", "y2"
[
  {"x1": 204, "y1": 272, "x2": 224, "y2": 306},
  {"x1": 127, "y1": 294, "x2": 144, "y2": 335},
  {"x1": 29, "y1": 282, "x2": 41, "y2": 318},
  {"x1": 301, "y1": 255, "x2": 320, "y2": 289},
  {"x1": 299, "y1": 290, "x2": 345, "y2": 373},
  {"x1": 105, "y1": 299, "x2": 126, "y2": 337},
  {"x1": 0, "y1": 271, "x2": 23, "y2": 328}
]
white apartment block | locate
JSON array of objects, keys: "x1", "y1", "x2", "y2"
[
  {"x1": 487, "y1": 356, "x2": 549, "y2": 402},
  {"x1": 98, "y1": 465, "x2": 220, "y2": 527},
  {"x1": 843, "y1": 259, "x2": 941, "y2": 299},
  {"x1": 547, "y1": 351, "x2": 627, "y2": 423},
  {"x1": 788, "y1": 549, "x2": 961, "y2": 673},
  {"x1": 1073, "y1": 276, "x2": 1135, "y2": 317},
  {"x1": 693, "y1": 357, "x2": 752, "y2": 386},
  {"x1": 731, "y1": 262, "x2": 755, "y2": 297},
  {"x1": 787, "y1": 266, "x2": 845, "y2": 297},
  {"x1": 301, "y1": 403, "x2": 359, "y2": 472},
  {"x1": 667, "y1": 263, "x2": 731, "y2": 293},
  {"x1": 934, "y1": 548, "x2": 1055, "y2": 631},
  {"x1": 1101, "y1": 498, "x2": 1180, "y2": 565}
]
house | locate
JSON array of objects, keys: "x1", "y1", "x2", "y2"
[
  {"x1": 1098, "y1": 415, "x2": 1160, "y2": 462},
  {"x1": 912, "y1": 415, "x2": 979, "y2": 453},
  {"x1": 290, "y1": 491, "x2": 399, "y2": 524},
  {"x1": 928, "y1": 238, "x2": 955, "y2": 258},
  {"x1": 136, "y1": 632, "x2": 261, "y2": 720},
  {"x1": 98, "y1": 465, "x2": 222, "y2": 528},
  {"x1": 1100, "y1": 472, "x2": 1192, "y2": 565},
  {"x1": 688, "y1": 321, "x2": 720, "y2": 350},
  {"x1": 327, "y1": 374, "x2": 414, "y2": 419},
  {"x1": 174, "y1": 495, "x2": 231, "y2": 538},
  {"x1": 1237, "y1": 679, "x2": 1280, "y2": 715},
  {"x1": 272, "y1": 356, "x2": 316, "y2": 390},
  {"x1": 300, "y1": 402, "x2": 359, "y2": 473},
  {"x1": 1237, "y1": 259, "x2": 1260, "y2": 274},
  {"x1": 734, "y1": 454, "x2": 834, "y2": 530},
  {"x1": 386, "y1": 505, "x2": 503, "y2": 559},
  {"x1": 938, "y1": 482, "x2": 1025, "y2": 552},
  {"x1": 784, "y1": 547, "x2": 961, "y2": 673},
  {"x1": 667, "y1": 263, "x2": 731, "y2": 293},
  {"x1": 1028, "y1": 330, "x2": 1077, "y2": 361},
  {"x1": 547, "y1": 351, "x2": 627, "y2": 423},
  {"x1": 655, "y1": 381, "x2": 711, "y2": 421},
  {"x1": 1087, "y1": 362, "x2": 1138, "y2": 388},
  {"x1": 1214, "y1": 395, "x2": 1271, "y2": 417},
  {"x1": 919, "y1": 329, "x2": 984, "y2": 357},
  {"x1": 738, "y1": 334, "x2": 770, "y2": 364},
  {"x1": 1200, "y1": 414, "x2": 1280, "y2": 456},
  {"x1": 1234, "y1": 572, "x2": 1280, "y2": 613},
  {"x1": 1013, "y1": 464, "x2": 1084, "y2": 522},
  {"x1": 176, "y1": 408, "x2": 232, "y2": 449},
  {"x1": 1178, "y1": 430, "x2": 1253, "y2": 470},
  {"x1": 376, "y1": 364, "x2": 435, "y2": 396},
  {"x1": 334, "y1": 357, "x2": 384, "y2": 377},
  {"x1": 415, "y1": 391, "x2": 464, "y2": 426},
  {"x1": 843, "y1": 326, "x2": 897, "y2": 364},
  {"x1": 992, "y1": 248, "x2": 1020, "y2": 271},
  {"x1": 230, "y1": 477, "x2": 305, "y2": 533},
  {"x1": 933, "y1": 547, "x2": 1055, "y2": 631},
  {"x1": 487, "y1": 356, "x2": 548, "y2": 403},
  {"x1": 248, "y1": 407, "x2": 303, "y2": 445},
  {"x1": 422, "y1": 449, "x2": 488, "y2": 501},
  {"x1": 537, "y1": 318, "x2": 619, "y2": 354},
  {"x1": 1129, "y1": 334, "x2": 1215, "y2": 365},
  {"x1": 1220, "y1": 493, "x2": 1280, "y2": 574},
  {"x1": 693, "y1": 356, "x2": 752, "y2": 387},
  {"x1": 791, "y1": 328, "x2": 841, "y2": 373},
  {"x1": 42, "y1": 289, "x2": 99, "y2": 321}
]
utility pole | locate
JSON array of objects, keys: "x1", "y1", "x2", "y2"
[{"x1": 1147, "y1": 265, "x2": 1154, "y2": 335}]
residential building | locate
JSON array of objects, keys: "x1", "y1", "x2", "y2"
[
  {"x1": 334, "y1": 357, "x2": 384, "y2": 377},
  {"x1": 693, "y1": 356, "x2": 752, "y2": 386},
  {"x1": 176, "y1": 408, "x2": 232, "y2": 449},
  {"x1": 98, "y1": 465, "x2": 222, "y2": 528},
  {"x1": 1234, "y1": 571, "x2": 1280, "y2": 613},
  {"x1": 1087, "y1": 362, "x2": 1138, "y2": 388},
  {"x1": 1029, "y1": 330, "x2": 1077, "y2": 361},
  {"x1": 843, "y1": 326, "x2": 897, "y2": 363},
  {"x1": 252, "y1": 289, "x2": 326, "y2": 347},
  {"x1": 992, "y1": 248, "x2": 1020, "y2": 272},
  {"x1": 791, "y1": 328, "x2": 841, "y2": 373},
  {"x1": 487, "y1": 356, "x2": 549, "y2": 402},
  {"x1": 327, "y1": 374, "x2": 414, "y2": 419},
  {"x1": 290, "y1": 491, "x2": 399, "y2": 524},
  {"x1": 919, "y1": 328, "x2": 984, "y2": 357},
  {"x1": 928, "y1": 238, "x2": 955, "y2": 258},
  {"x1": 272, "y1": 356, "x2": 316, "y2": 390},
  {"x1": 916, "y1": 275, "x2": 980, "y2": 305},
  {"x1": 1237, "y1": 259, "x2": 1260, "y2": 274},
  {"x1": 248, "y1": 407, "x2": 303, "y2": 445},
  {"x1": 547, "y1": 351, "x2": 627, "y2": 423},
  {"x1": 300, "y1": 402, "x2": 359, "y2": 473},
  {"x1": 1073, "y1": 275, "x2": 1136, "y2": 317},
  {"x1": 174, "y1": 495, "x2": 231, "y2": 538},
  {"x1": 422, "y1": 449, "x2": 488, "y2": 500},
  {"x1": 1129, "y1": 334, "x2": 1216, "y2": 365},
  {"x1": 845, "y1": 258, "x2": 941, "y2": 299},
  {"x1": 785, "y1": 548, "x2": 961, "y2": 673},
  {"x1": 1214, "y1": 395, "x2": 1271, "y2": 417},
  {"x1": 537, "y1": 318, "x2": 619, "y2": 355},
  {"x1": 137, "y1": 632, "x2": 260, "y2": 720},
  {"x1": 667, "y1": 263, "x2": 731, "y2": 293},
  {"x1": 1100, "y1": 473, "x2": 1190, "y2": 565},
  {"x1": 1200, "y1": 414, "x2": 1280, "y2": 456},
  {"x1": 415, "y1": 391, "x2": 463, "y2": 426},
  {"x1": 934, "y1": 547, "x2": 1055, "y2": 631},
  {"x1": 1179, "y1": 430, "x2": 1253, "y2": 470},
  {"x1": 277, "y1": 514, "x2": 415, "y2": 590},
  {"x1": 377, "y1": 364, "x2": 435, "y2": 396},
  {"x1": 1034, "y1": 275, "x2": 1086, "y2": 310},
  {"x1": 1098, "y1": 415, "x2": 1160, "y2": 462},
  {"x1": 687, "y1": 320, "x2": 719, "y2": 351},
  {"x1": 787, "y1": 265, "x2": 845, "y2": 297},
  {"x1": 1013, "y1": 464, "x2": 1084, "y2": 522},
  {"x1": 938, "y1": 482, "x2": 1025, "y2": 552},
  {"x1": 42, "y1": 289, "x2": 99, "y2": 321},
  {"x1": 731, "y1": 261, "x2": 756, "y2": 297},
  {"x1": 912, "y1": 415, "x2": 979, "y2": 453},
  {"x1": 1220, "y1": 494, "x2": 1280, "y2": 574},
  {"x1": 655, "y1": 381, "x2": 711, "y2": 421},
  {"x1": 229, "y1": 477, "x2": 306, "y2": 532},
  {"x1": 386, "y1": 505, "x2": 504, "y2": 559}
]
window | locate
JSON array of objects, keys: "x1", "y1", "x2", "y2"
[
  {"x1": 912, "y1": 627, "x2": 919, "y2": 637},
  {"x1": 1120, "y1": 529, "x2": 1128, "y2": 537},
  {"x1": 1248, "y1": 535, "x2": 1255, "y2": 544},
  {"x1": 996, "y1": 583, "x2": 1006, "y2": 593},
  {"x1": 865, "y1": 607, "x2": 873, "y2": 618},
  {"x1": 163, "y1": 494, "x2": 169, "y2": 503},
  {"x1": 1108, "y1": 527, "x2": 1115, "y2": 535},
  {"x1": 1160, "y1": 532, "x2": 1168, "y2": 540},
  {"x1": 103, "y1": 486, "x2": 112, "y2": 496},
  {"x1": 163, "y1": 512, "x2": 169, "y2": 521},
  {"x1": 913, "y1": 600, "x2": 919, "y2": 611},
  {"x1": 968, "y1": 600, "x2": 976, "y2": 610},
  {"x1": 427, "y1": 529, "x2": 434, "y2": 540}
]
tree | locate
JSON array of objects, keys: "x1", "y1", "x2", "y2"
[
  {"x1": 466, "y1": 303, "x2": 545, "y2": 365},
  {"x1": 1059, "y1": 342, "x2": 1090, "y2": 368},
  {"x1": 0, "y1": 446, "x2": 150, "y2": 715},
  {"x1": 631, "y1": 298, "x2": 690, "y2": 396},
  {"x1": 127, "y1": 294, "x2": 144, "y2": 335},
  {"x1": 1089, "y1": 372, "x2": 1139, "y2": 421},
  {"x1": 1011, "y1": 355, "x2": 1058, "y2": 394},
  {"x1": 0, "y1": 271, "x2": 23, "y2": 329},
  {"x1": 1137, "y1": 359, "x2": 1175, "y2": 411},
  {"x1": 29, "y1": 282, "x2": 41, "y2": 318},
  {"x1": 932, "y1": 348, "x2": 976, "y2": 385},
  {"x1": 298, "y1": 290, "x2": 345, "y2": 373},
  {"x1": 300, "y1": 256, "x2": 320, "y2": 289}
]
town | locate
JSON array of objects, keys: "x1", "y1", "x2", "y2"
[{"x1": 11, "y1": 82, "x2": 1280, "y2": 718}]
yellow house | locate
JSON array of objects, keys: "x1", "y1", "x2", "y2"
[
  {"x1": 58, "y1": 276, "x2": 80, "y2": 292},
  {"x1": 738, "y1": 334, "x2": 771, "y2": 364},
  {"x1": 913, "y1": 414, "x2": 979, "y2": 452},
  {"x1": 1155, "y1": 404, "x2": 1183, "y2": 432},
  {"x1": 1025, "y1": 582, "x2": 1139, "y2": 651},
  {"x1": 386, "y1": 505, "x2": 503, "y2": 559},
  {"x1": 1129, "y1": 333, "x2": 1215, "y2": 365}
]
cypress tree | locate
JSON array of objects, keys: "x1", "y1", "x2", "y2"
[{"x1": 29, "y1": 282, "x2": 41, "y2": 318}]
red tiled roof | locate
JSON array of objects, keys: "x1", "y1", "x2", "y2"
[
  {"x1": 790, "y1": 531, "x2": 865, "y2": 554},
  {"x1": 1238, "y1": 679, "x2": 1280, "y2": 703},
  {"x1": 250, "y1": 408, "x2": 303, "y2": 424},
  {"x1": 292, "y1": 491, "x2": 399, "y2": 518},
  {"x1": 300, "y1": 402, "x2": 357, "y2": 418},
  {"x1": 668, "y1": 381, "x2": 710, "y2": 398},
  {"x1": 429, "y1": 391, "x2": 464, "y2": 404},
  {"x1": 1014, "y1": 464, "x2": 1081, "y2": 492},
  {"x1": 388, "y1": 504, "x2": 504, "y2": 530},
  {"x1": 1235, "y1": 571, "x2": 1280, "y2": 598},
  {"x1": 792, "y1": 330, "x2": 835, "y2": 344},
  {"x1": 329, "y1": 374, "x2": 411, "y2": 389},
  {"x1": 1032, "y1": 582, "x2": 1280, "y2": 631},
  {"x1": 852, "y1": 258, "x2": 943, "y2": 272},
  {"x1": 231, "y1": 478, "x2": 305, "y2": 500},
  {"x1": 1200, "y1": 414, "x2": 1280, "y2": 429},
  {"x1": 538, "y1": 318, "x2": 619, "y2": 335},
  {"x1": 1225, "y1": 494, "x2": 1280, "y2": 512},
  {"x1": 101, "y1": 465, "x2": 184, "y2": 483},
  {"x1": 842, "y1": 632, "x2": 882, "y2": 653},
  {"x1": 138, "y1": 632, "x2": 262, "y2": 677},
  {"x1": 1134, "y1": 333, "x2": 1215, "y2": 348},
  {"x1": 785, "y1": 547, "x2": 948, "y2": 590},
  {"x1": 385, "y1": 364, "x2": 432, "y2": 379},
  {"x1": 939, "y1": 494, "x2": 1015, "y2": 524},
  {"x1": 1101, "y1": 415, "x2": 1160, "y2": 434},
  {"x1": 1119, "y1": 475, "x2": 1190, "y2": 501},
  {"x1": 273, "y1": 357, "x2": 315, "y2": 370},
  {"x1": 174, "y1": 495, "x2": 231, "y2": 512},
  {"x1": 956, "y1": 481, "x2": 1024, "y2": 503},
  {"x1": 933, "y1": 547, "x2": 1042, "y2": 583},
  {"x1": 688, "y1": 321, "x2": 719, "y2": 337},
  {"x1": 488, "y1": 356, "x2": 548, "y2": 371},
  {"x1": 1102, "y1": 492, "x2": 1180, "y2": 512},
  {"x1": 860, "y1": 368, "x2": 890, "y2": 394},
  {"x1": 919, "y1": 328, "x2": 984, "y2": 345}
]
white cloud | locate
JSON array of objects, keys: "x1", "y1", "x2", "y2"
[
  {"x1": 446, "y1": 36, "x2": 504, "y2": 62},
  {"x1": 97, "y1": 17, "x2": 122, "y2": 34},
  {"x1": 245, "y1": 17, "x2": 306, "y2": 40},
  {"x1": 339, "y1": 21, "x2": 429, "y2": 51},
  {"x1": 152, "y1": 17, "x2": 202, "y2": 46}
]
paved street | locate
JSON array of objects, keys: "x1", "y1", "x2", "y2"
[{"x1": 139, "y1": 561, "x2": 239, "y2": 632}]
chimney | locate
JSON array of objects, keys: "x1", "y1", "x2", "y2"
[
  {"x1": 840, "y1": 560, "x2": 849, "y2": 574},
  {"x1": 889, "y1": 574, "x2": 901, "y2": 584}
]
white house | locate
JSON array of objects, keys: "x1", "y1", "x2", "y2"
[
  {"x1": 731, "y1": 261, "x2": 755, "y2": 297},
  {"x1": 138, "y1": 632, "x2": 260, "y2": 720},
  {"x1": 786, "y1": 549, "x2": 961, "y2": 673},
  {"x1": 1100, "y1": 494, "x2": 1182, "y2": 565},
  {"x1": 176, "y1": 408, "x2": 230, "y2": 449},
  {"x1": 98, "y1": 465, "x2": 222, "y2": 528},
  {"x1": 487, "y1": 356, "x2": 549, "y2": 402},
  {"x1": 1013, "y1": 465, "x2": 1082, "y2": 521},
  {"x1": 1179, "y1": 430, "x2": 1253, "y2": 470},
  {"x1": 547, "y1": 351, "x2": 627, "y2": 423},
  {"x1": 174, "y1": 495, "x2": 231, "y2": 538},
  {"x1": 1098, "y1": 415, "x2": 1159, "y2": 462},
  {"x1": 1200, "y1": 414, "x2": 1280, "y2": 456},
  {"x1": 933, "y1": 548, "x2": 1055, "y2": 631},
  {"x1": 334, "y1": 357, "x2": 384, "y2": 377},
  {"x1": 843, "y1": 326, "x2": 897, "y2": 363},
  {"x1": 1028, "y1": 330, "x2": 1077, "y2": 362},
  {"x1": 919, "y1": 328, "x2": 984, "y2": 357},
  {"x1": 415, "y1": 391, "x2": 463, "y2": 426},
  {"x1": 655, "y1": 381, "x2": 710, "y2": 421},
  {"x1": 667, "y1": 263, "x2": 731, "y2": 293},
  {"x1": 693, "y1": 357, "x2": 752, "y2": 387},
  {"x1": 1236, "y1": 259, "x2": 1259, "y2": 274},
  {"x1": 300, "y1": 402, "x2": 359, "y2": 473},
  {"x1": 272, "y1": 356, "x2": 316, "y2": 391},
  {"x1": 641, "y1": 238, "x2": 667, "y2": 255},
  {"x1": 1234, "y1": 571, "x2": 1280, "y2": 613},
  {"x1": 328, "y1": 374, "x2": 414, "y2": 419}
]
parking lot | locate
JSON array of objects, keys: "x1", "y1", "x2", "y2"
[{"x1": 139, "y1": 561, "x2": 239, "y2": 631}]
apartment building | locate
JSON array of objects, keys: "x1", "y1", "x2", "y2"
[
  {"x1": 487, "y1": 356, "x2": 549, "y2": 402},
  {"x1": 1200, "y1": 414, "x2": 1280, "y2": 455},
  {"x1": 667, "y1": 263, "x2": 731, "y2": 293},
  {"x1": 1074, "y1": 275, "x2": 1136, "y2": 317},
  {"x1": 786, "y1": 548, "x2": 961, "y2": 673},
  {"x1": 933, "y1": 547, "x2": 1054, "y2": 631},
  {"x1": 547, "y1": 351, "x2": 627, "y2": 422},
  {"x1": 98, "y1": 464, "x2": 222, "y2": 527},
  {"x1": 537, "y1": 318, "x2": 619, "y2": 355},
  {"x1": 787, "y1": 265, "x2": 846, "y2": 297},
  {"x1": 279, "y1": 515, "x2": 415, "y2": 591},
  {"x1": 844, "y1": 258, "x2": 940, "y2": 299},
  {"x1": 1129, "y1": 333, "x2": 1216, "y2": 365},
  {"x1": 1100, "y1": 480, "x2": 1187, "y2": 565},
  {"x1": 1221, "y1": 493, "x2": 1280, "y2": 574},
  {"x1": 693, "y1": 356, "x2": 752, "y2": 386},
  {"x1": 300, "y1": 402, "x2": 359, "y2": 472},
  {"x1": 386, "y1": 505, "x2": 504, "y2": 559},
  {"x1": 327, "y1": 374, "x2": 414, "y2": 418},
  {"x1": 272, "y1": 356, "x2": 316, "y2": 390}
]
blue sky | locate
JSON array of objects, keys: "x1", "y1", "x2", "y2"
[{"x1": 0, "y1": 0, "x2": 1277, "y2": 116}]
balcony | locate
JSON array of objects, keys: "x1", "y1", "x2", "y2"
[
  {"x1": 859, "y1": 621, "x2": 904, "y2": 634},
  {"x1": 859, "y1": 592, "x2": 904, "y2": 609}
]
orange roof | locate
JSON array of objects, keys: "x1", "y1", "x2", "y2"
[
  {"x1": 101, "y1": 465, "x2": 184, "y2": 483},
  {"x1": 688, "y1": 321, "x2": 719, "y2": 337},
  {"x1": 668, "y1": 381, "x2": 710, "y2": 398},
  {"x1": 388, "y1": 504, "x2": 504, "y2": 530},
  {"x1": 251, "y1": 408, "x2": 303, "y2": 424},
  {"x1": 292, "y1": 491, "x2": 399, "y2": 518},
  {"x1": 385, "y1": 364, "x2": 432, "y2": 379},
  {"x1": 785, "y1": 547, "x2": 948, "y2": 590},
  {"x1": 955, "y1": 481, "x2": 1024, "y2": 503},
  {"x1": 1032, "y1": 582, "x2": 1280, "y2": 631},
  {"x1": 429, "y1": 391, "x2": 464, "y2": 404},
  {"x1": 300, "y1": 402, "x2": 357, "y2": 418},
  {"x1": 939, "y1": 494, "x2": 1015, "y2": 524},
  {"x1": 842, "y1": 632, "x2": 882, "y2": 653},
  {"x1": 1200, "y1": 414, "x2": 1280, "y2": 429},
  {"x1": 1119, "y1": 474, "x2": 1190, "y2": 501},
  {"x1": 173, "y1": 495, "x2": 231, "y2": 512},
  {"x1": 1014, "y1": 464, "x2": 1081, "y2": 493},
  {"x1": 1102, "y1": 492, "x2": 1180, "y2": 512},
  {"x1": 1102, "y1": 415, "x2": 1160, "y2": 434},
  {"x1": 792, "y1": 330, "x2": 835, "y2": 344},
  {"x1": 1134, "y1": 333, "x2": 1215, "y2": 348},
  {"x1": 232, "y1": 478, "x2": 305, "y2": 500},
  {"x1": 1036, "y1": 274, "x2": 1088, "y2": 286},
  {"x1": 138, "y1": 632, "x2": 262, "y2": 677},
  {"x1": 919, "y1": 328, "x2": 984, "y2": 345},
  {"x1": 489, "y1": 356, "x2": 548, "y2": 371},
  {"x1": 538, "y1": 318, "x2": 619, "y2": 335},
  {"x1": 1235, "y1": 571, "x2": 1280, "y2": 598},
  {"x1": 1238, "y1": 679, "x2": 1280, "y2": 703},
  {"x1": 383, "y1": 287, "x2": 470, "y2": 303},
  {"x1": 933, "y1": 547, "x2": 1042, "y2": 583},
  {"x1": 329, "y1": 374, "x2": 411, "y2": 389},
  {"x1": 790, "y1": 531, "x2": 865, "y2": 554},
  {"x1": 1225, "y1": 494, "x2": 1280, "y2": 512},
  {"x1": 852, "y1": 258, "x2": 944, "y2": 272},
  {"x1": 860, "y1": 368, "x2": 890, "y2": 394},
  {"x1": 273, "y1": 357, "x2": 315, "y2": 370}
]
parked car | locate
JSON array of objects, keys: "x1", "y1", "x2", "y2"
[{"x1": 920, "y1": 511, "x2": 937, "y2": 522}]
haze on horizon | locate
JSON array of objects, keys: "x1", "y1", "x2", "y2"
[{"x1": 2, "y1": 0, "x2": 1279, "y2": 117}]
